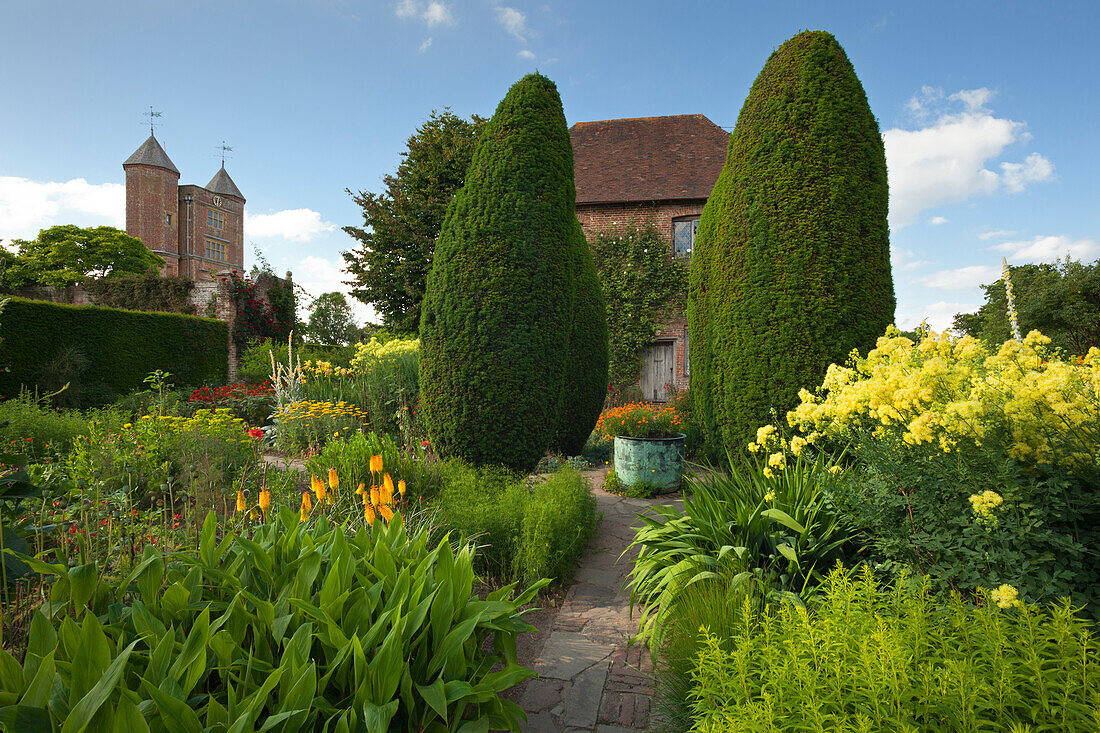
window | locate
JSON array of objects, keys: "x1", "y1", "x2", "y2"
[
  {"x1": 165, "y1": 213, "x2": 173, "y2": 226},
  {"x1": 207, "y1": 209, "x2": 225, "y2": 229},
  {"x1": 205, "y1": 240, "x2": 226, "y2": 261},
  {"x1": 673, "y1": 216, "x2": 700, "y2": 258}
]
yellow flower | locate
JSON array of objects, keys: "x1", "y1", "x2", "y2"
[
  {"x1": 768, "y1": 452, "x2": 786, "y2": 470},
  {"x1": 763, "y1": 467, "x2": 775, "y2": 480},
  {"x1": 397, "y1": 479, "x2": 406, "y2": 499},
  {"x1": 764, "y1": 491, "x2": 776, "y2": 502},
  {"x1": 379, "y1": 504, "x2": 394, "y2": 523},
  {"x1": 364, "y1": 503, "x2": 376, "y2": 525},
  {"x1": 381, "y1": 473, "x2": 394, "y2": 505},
  {"x1": 259, "y1": 488, "x2": 271, "y2": 515},
  {"x1": 828, "y1": 465, "x2": 842, "y2": 475},
  {"x1": 356, "y1": 482, "x2": 366, "y2": 496},
  {"x1": 370, "y1": 485, "x2": 380, "y2": 507},
  {"x1": 370, "y1": 454, "x2": 383, "y2": 474},
  {"x1": 236, "y1": 490, "x2": 246, "y2": 513},
  {"x1": 311, "y1": 474, "x2": 327, "y2": 504},
  {"x1": 328, "y1": 468, "x2": 339, "y2": 492},
  {"x1": 123, "y1": 423, "x2": 132, "y2": 429},
  {"x1": 990, "y1": 584, "x2": 1023, "y2": 609},
  {"x1": 299, "y1": 493, "x2": 311, "y2": 523}
]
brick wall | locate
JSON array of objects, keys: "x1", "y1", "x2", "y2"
[
  {"x1": 178, "y1": 185, "x2": 244, "y2": 281},
  {"x1": 576, "y1": 199, "x2": 704, "y2": 395},
  {"x1": 125, "y1": 164, "x2": 180, "y2": 275}
]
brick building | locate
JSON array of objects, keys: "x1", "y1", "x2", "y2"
[
  {"x1": 124, "y1": 135, "x2": 245, "y2": 280},
  {"x1": 570, "y1": 114, "x2": 729, "y2": 401}
]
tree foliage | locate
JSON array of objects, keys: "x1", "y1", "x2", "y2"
[
  {"x1": 689, "y1": 30, "x2": 895, "y2": 454},
  {"x1": 954, "y1": 259, "x2": 1100, "y2": 355},
  {"x1": 2, "y1": 225, "x2": 164, "y2": 288},
  {"x1": 420, "y1": 73, "x2": 577, "y2": 471},
  {"x1": 342, "y1": 110, "x2": 485, "y2": 334},
  {"x1": 589, "y1": 221, "x2": 688, "y2": 388},
  {"x1": 305, "y1": 291, "x2": 359, "y2": 346},
  {"x1": 554, "y1": 221, "x2": 610, "y2": 456}
]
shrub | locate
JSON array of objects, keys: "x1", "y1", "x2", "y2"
[
  {"x1": 348, "y1": 336, "x2": 420, "y2": 437},
  {"x1": 433, "y1": 462, "x2": 597, "y2": 584},
  {"x1": 596, "y1": 402, "x2": 683, "y2": 439},
  {"x1": 2, "y1": 512, "x2": 545, "y2": 730},
  {"x1": 420, "y1": 73, "x2": 576, "y2": 471},
  {"x1": 84, "y1": 270, "x2": 196, "y2": 314},
  {"x1": 689, "y1": 30, "x2": 894, "y2": 455},
  {"x1": 516, "y1": 469, "x2": 599, "y2": 585},
  {"x1": 0, "y1": 392, "x2": 91, "y2": 459},
  {"x1": 0, "y1": 296, "x2": 227, "y2": 407},
  {"x1": 627, "y1": 451, "x2": 854, "y2": 648},
  {"x1": 685, "y1": 567, "x2": 1100, "y2": 732},
  {"x1": 188, "y1": 381, "x2": 274, "y2": 425},
  {"x1": 785, "y1": 327, "x2": 1100, "y2": 614},
  {"x1": 238, "y1": 339, "x2": 356, "y2": 385},
  {"x1": 274, "y1": 399, "x2": 367, "y2": 454},
  {"x1": 553, "y1": 221, "x2": 609, "y2": 456}
]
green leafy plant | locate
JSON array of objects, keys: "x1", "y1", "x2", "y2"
[
  {"x1": 603, "y1": 469, "x2": 655, "y2": 499},
  {"x1": 589, "y1": 221, "x2": 688, "y2": 388},
  {"x1": 306, "y1": 431, "x2": 443, "y2": 504},
  {"x1": 1, "y1": 511, "x2": 546, "y2": 730},
  {"x1": 685, "y1": 567, "x2": 1100, "y2": 732},
  {"x1": 626, "y1": 451, "x2": 855, "y2": 648}
]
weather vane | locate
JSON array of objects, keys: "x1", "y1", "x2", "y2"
[
  {"x1": 143, "y1": 106, "x2": 162, "y2": 136},
  {"x1": 218, "y1": 140, "x2": 234, "y2": 166}
]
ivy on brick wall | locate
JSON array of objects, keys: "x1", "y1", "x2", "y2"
[
  {"x1": 84, "y1": 271, "x2": 196, "y2": 314},
  {"x1": 589, "y1": 221, "x2": 688, "y2": 388}
]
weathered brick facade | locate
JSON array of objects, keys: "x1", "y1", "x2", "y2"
[
  {"x1": 570, "y1": 114, "x2": 729, "y2": 400},
  {"x1": 124, "y1": 135, "x2": 245, "y2": 281}
]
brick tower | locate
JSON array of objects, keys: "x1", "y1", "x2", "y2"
[
  {"x1": 123, "y1": 135, "x2": 181, "y2": 275},
  {"x1": 124, "y1": 137, "x2": 246, "y2": 280}
]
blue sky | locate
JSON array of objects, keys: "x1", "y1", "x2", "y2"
[{"x1": 1, "y1": 0, "x2": 1097, "y2": 329}]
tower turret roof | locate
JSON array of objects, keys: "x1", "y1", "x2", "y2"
[
  {"x1": 206, "y1": 165, "x2": 244, "y2": 201},
  {"x1": 123, "y1": 135, "x2": 180, "y2": 175}
]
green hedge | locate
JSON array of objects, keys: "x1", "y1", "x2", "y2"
[{"x1": 0, "y1": 296, "x2": 227, "y2": 405}]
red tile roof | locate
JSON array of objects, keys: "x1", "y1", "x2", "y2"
[{"x1": 570, "y1": 114, "x2": 730, "y2": 205}]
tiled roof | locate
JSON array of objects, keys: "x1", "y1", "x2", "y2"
[
  {"x1": 570, "y1": 114, "x2": 729, "y2": 205},
  {"x1": 206, "y1": 165, "x2": 244, "y2": 201},
  {"x1": 123, "y1": 135, "x2": 180, "y2": 175}
]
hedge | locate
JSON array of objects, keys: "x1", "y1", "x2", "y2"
[
  {"x1": 689, "y1": 30, "x2": 895, "y2": 454},
  {"x1": 420, "y1": 73, "x2": 577, "y2": 471},
  {"x1": 0, "y1": 296, "x2": 228, "y2": 406}
]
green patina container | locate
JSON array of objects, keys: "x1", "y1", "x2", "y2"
[{"x1": 613, "y1": 434, "x2": 686, "y2": 493}]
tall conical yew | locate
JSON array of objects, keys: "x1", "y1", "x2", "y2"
[
  {"x1": 420, "y1": 73, "x2": 577, "y2": 471},
  {"x1": 689, "y1": 31, "x2": 895, "y2": 453},
  {"x1": 554, "y1": 220, "x2": 609, "y2": 456}
]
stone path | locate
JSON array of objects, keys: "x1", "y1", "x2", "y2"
[{"x1": 521, "y1": 475, "x2": 682, "y2": 733}]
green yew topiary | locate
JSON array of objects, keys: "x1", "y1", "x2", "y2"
[
  {"x1": 689, "y1": 30, "x2": 895, "y2": 454},
  {"x1": 420, "y1": 73, "x2": 577, "y2": 471},
  {"x1": 553, "y1": 221, "x2": 609, "y2": 456}
]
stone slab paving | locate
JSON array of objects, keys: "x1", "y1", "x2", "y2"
[{"x1": 521, "y1": 473, "x2": 682, "y2": 732}]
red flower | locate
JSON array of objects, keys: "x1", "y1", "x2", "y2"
[{"x1": 248, "y1": 428, "x2": 264, "y2": 439}]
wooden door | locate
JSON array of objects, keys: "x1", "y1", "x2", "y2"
[{"x1": 640, "y1": 341, "x2": 675, "y2": 402}]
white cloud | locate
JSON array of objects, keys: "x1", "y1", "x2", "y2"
[
  {"x1": 929, "y1": 216, "x2": 947, "y2": 226},
  {"x1": 890, "y1": 245, "x2": 930, "y2": 272},
  {"x1": 422, "y1": 1, "x2": 454, "y2": 26},
  {"x1": 294, "y1": 254, "x2": 377, "y2": 325},
  {"x1": 245, "y1": 208, "x2": 335, "y2": 242},
  {"x1": 920, "y1": 265, "x2": 1001, "y2": 290},
  {"x1": 1001, "y1": 152, "x2": 1054, "y2": 193},
  {"x1": 896, "y1": 301, "x2": 979, "y2": 332},
  {"x1": 0, "y1": 176, "x2": 125, "y2": 241},
  {"x1": 978, "y1": 229, "x2": 1018, "y2": 240},
  {"x1": 419, "y1": 37, "x2": 433, "y2": 52},
  {"x1": 494, "y1": 6, "x2": 528, "y2": 40},
  {"x1": 517, "y1": 49, "x2": 535, "y2": 60},
  {"x1": 395, "y1": 0, "x2": 454, "y2": 27},
  {"x1": 993, "y1": 235, "x2": 1100, "y2": 263},
  {"x1": 883, "y1": 87, "x2": 1054, "y2": 229}
]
